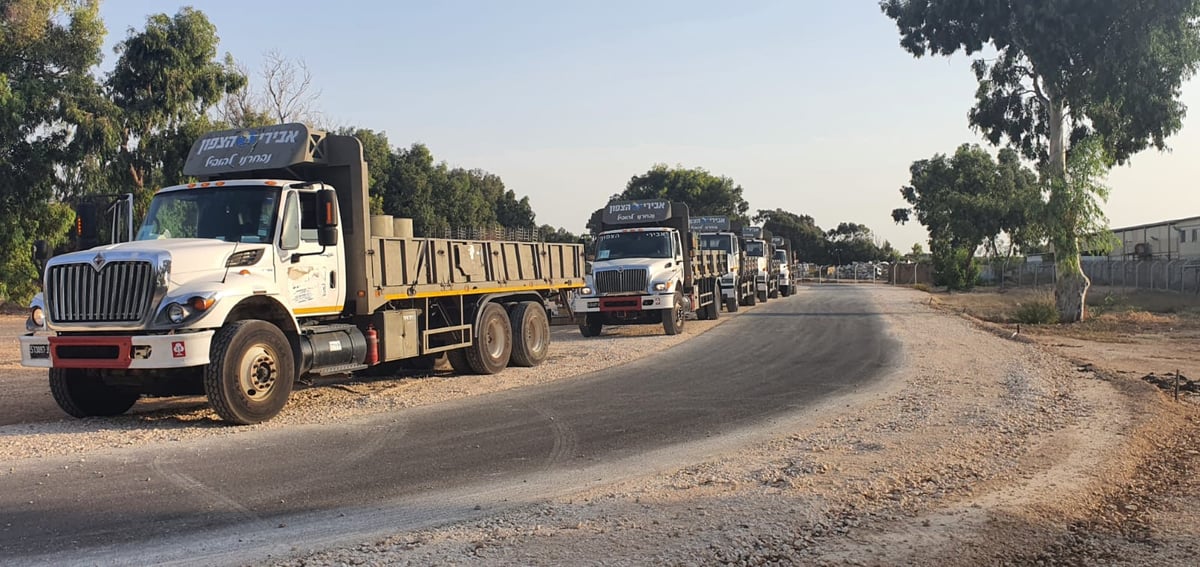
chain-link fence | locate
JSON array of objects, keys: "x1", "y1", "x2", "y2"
[
  {"x1": 1080, "y1": 259, "x2": 1200, "y2": 293},
  {"x1": 907, "y1": 259, "x2": 1200, "y2": 292}
]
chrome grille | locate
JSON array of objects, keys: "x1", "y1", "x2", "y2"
[
  {"x1": 47, "y1": 262, "x2": 155, "y2": 323},
  {"x1": 594, "y1": 269, "x2": 648, "y2": 294}
]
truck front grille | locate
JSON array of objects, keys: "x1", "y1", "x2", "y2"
[
  {"x1": 47, "y1": 261, "x2": 155, "y2": 323},
  {"x1": 594, "y1": 269, "x2": 648, "y2": 294}
]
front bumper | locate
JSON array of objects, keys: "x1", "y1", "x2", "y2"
[
  {"x1": 572, "y1": 293, "x2": 677, "y2": 313},
  {"x1": 20, "y1": 330, "x2": 215, "y2": 369}
]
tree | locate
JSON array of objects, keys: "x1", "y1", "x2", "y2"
[
  {"x1": 755, "y1": 209, "x2": 829, "y2": 264},
  {"x1": 826, "y1": 222, "x2": 888, "y2": 265},
  {"x1": 104, "y1": 8, "x2": 246, "y2": 214},
  {"x1": 0, "y1": 0, "x2": 107, "y2": 303},
  {"x1": 892, "y1": 144, "x2": 1041, "y2": 290},
  {"x1": 882, "y1": 0, "x2": 1200, "y2": 319},
  {"x1": 222, "y1": 50, "x2": 322, "y2": 128},
  {"x1": 538, "y1": 225, "x2": 585, "y2": 244},
  {"x1": 622, "y1": 164, "x2": 750, "y2": 224}
]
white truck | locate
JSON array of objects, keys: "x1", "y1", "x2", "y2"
[
  {"x1": 572, "y1": 200, "x2": 727, "y2": 336},
  {"x1": 21, "y1": 123, "x2": 585, "y2": 424},
  {"x1": 692, "y1": 216, "x2": 756, "y2": 312},
  {"x1": 772, "y1": 236, "x2": 796, "y2": 297},
  {"x1": 742, "y1": 226, "x2": 779, "y2": 303}
]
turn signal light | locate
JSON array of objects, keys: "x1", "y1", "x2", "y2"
[{"x1": 189, "y1": 296, "x2": 215, "y2": 311}]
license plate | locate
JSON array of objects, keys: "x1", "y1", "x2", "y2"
[{"x1": 28, "y1": 344, "x2": 49, "y2": 359}]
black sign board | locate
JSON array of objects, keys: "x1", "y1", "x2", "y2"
[
  {"x1": 689, "y1": 216, "x2": 729, "y2": 232},
  {"x1": 742, "y1": 226, "x2": 763, "y2": 239},
  {"x1": 183, "y1": 123, "x2": 313, "y2": 177},
  {"x1": 771, "y1": 236, "x2": 785, "y2": 246},
  {"x1": 602, "y1": 200, "x2": 672, "y2": 225}
]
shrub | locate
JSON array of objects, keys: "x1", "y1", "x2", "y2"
[
  {"x1": 1014, "y1": 300, "x2": 1059, "y2": 324},
  {"x1": 912, "y1": 283, "x2": 931, "y2": 293}
]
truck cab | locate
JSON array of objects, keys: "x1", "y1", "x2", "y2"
[
  {"x1": 573, "y1": 200, "x2": 725, "y2": 336},
  {"x1": 772, "y1": 236, "x2": 795, "y2": 297},
  {"x1": 742, "y1": 226, "x2": 779, "y2": 303},
  {"x1": 692, "y1": 215, "x2": 756, "y2": 312}
]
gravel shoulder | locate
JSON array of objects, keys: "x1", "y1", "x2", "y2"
[{"x1": 259, "y1": 285, "x2": 1198, "y2": 566}]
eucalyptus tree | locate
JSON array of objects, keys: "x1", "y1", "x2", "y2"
[{"x1": 882, "y1": 0, "x2": 1200, "y2": 319}]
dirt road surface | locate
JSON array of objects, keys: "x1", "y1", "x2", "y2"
[{"x1": 2, "y1": 286, "x2": 1198, "y2": 565}]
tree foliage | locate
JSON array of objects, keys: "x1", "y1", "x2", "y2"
[
  {"x1": 0, "y1": 0, "x2": 107, "y2": 302},
  {"x1": 586, "y1": 165, "x2": 750, "y2": 235},
  {"x1": 882, "y1": 0, "x2": 1200, "y2": 318},
  {"x1": 755, "y1": 210, "x2": 896, "y2": 265},
  {"x1": 347, "y1": 133, "x2": 538, "y2": 237},
  {"x1": 893, "y1": 144, "x2": 1041, "y2": 289}
]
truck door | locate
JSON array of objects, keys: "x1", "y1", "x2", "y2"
[{"x1": 279, "y1": 190, "x2": 344, "y2": 315}]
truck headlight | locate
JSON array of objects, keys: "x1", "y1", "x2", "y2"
[
  {"x1": 653, "y1": 282, "x2": 668, "y2": 292},
  {"x1": 580, "y1": 286, "x2": 593, "y2": 296},
  {"x1": 27, "y1": 306, "x2": 45, "y2": 331},
  {"x1": 166, "y1": 303, "x2": 187, "y2": 324}
]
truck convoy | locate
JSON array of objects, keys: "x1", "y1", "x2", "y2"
[
  {"x1": 20, "y1": 123, "x2": 585, "y2": 424},
  {"x1": 772, "y1": 236, "x2": 797, "y2": 297},
  {"x1": 742, "y1": 226, "x2": 779, "y2": 303},
  {"x1": 692, "y1": 216, "x2": 755, "y2": 312},
  {"x1": 572, "y1": 200, "x2": 727, "y2": 336}
]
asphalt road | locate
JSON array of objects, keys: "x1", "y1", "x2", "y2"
[{"x1": 0, "y1": 286, "x2": 897, "y2": 565}]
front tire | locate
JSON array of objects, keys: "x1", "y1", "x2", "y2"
[
  {"x1": 579, "y1": 313, "x2": 603, "y2": 337},
  {"x1": 464, "y1": 302, "x2": 512, "y2": 374},
  {"x1": 509, "y1": 301, "x2": 550, "y2": 367},
  {"x1": 663, "y1": 290, "x2": 685, "y2": 335},
  {"x1": 758, "y1": 289, "x2": 769, "y2": 303},
  {"x1": 204, "y1": 320, "x2": 295, "y2": 425},
  {"x1": 49, "y1": 368, "x2": 139, "y2": 418},
  {"x1": 725, "y1": 296, "x2": 739, "y2": 313}
]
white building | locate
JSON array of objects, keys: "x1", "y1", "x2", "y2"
[{"x1": 1093, "y1": 216, "x2": 1200, "y2": 260}]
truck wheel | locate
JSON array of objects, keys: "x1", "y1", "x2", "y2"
[
  {"x1": 402, "y1": 352, "x2": 451, "y2": 372},
  {"x1": 769, "y1": 288, "x2": 779, "y2": 299},
  {"x1": 705, "y1": 296, "x2": 720, "y2": 320},
  {"x1": 780, "y1": 285, "x2": 791, "y2": 297},
  {"x1": 744, "y1": 290, "x2": 757, "y2": 306},
  {"x1": 725, "y1": 296, "x2": 739, "y2": 313},
  {"x1": 447, "y1": 348, "x2": 472, "y2": 373},
  {"x1": 204, "y1": 320, "x2": 295, "y2": 425},
  {"x1": 509, "y1": 301, "x2": 550, "y2": 367},
  {"x1": 49, "y1": 368, "x2": 139, "y2": 418},
  {"x1": 579, "y1": 314, "x2": 603, "y2": 337},
  {"x1": 758, "y1": 289, "x2": 769, "y2": 303},
  {"x1": 464, "y1": 302, "x2": 512, "y2": 374},
  {"x1": 663, "y1": 291, "x2": 685, "y2": 335}
]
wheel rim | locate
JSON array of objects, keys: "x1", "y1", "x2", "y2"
[
  {"x1": 526, "y1": 314, "x2": 547, "y2": 353},
  {"x1": 238, "y1": 345, "x2": 278, "y2": 401},
  {"x1": 485, "y1": 315, "x2": 507, "y2": 359}
]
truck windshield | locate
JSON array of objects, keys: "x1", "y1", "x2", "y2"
[
  {"x1": 774, "y1": 250, "x2": 787, "y2": 262},
  {"x1": 699, "y1": 234, "x2": 733, "y2": 253},
  {"x1": 745, "y1": 241, "x2": 765, "y2": 257},
  {"x1": 137, "y1": 187, "x2": 279, "y2": 243},
  {"x1": 595, "y1": 230, "x2": 673, "y2": 260}
]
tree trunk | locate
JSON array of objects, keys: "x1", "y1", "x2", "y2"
[{"x1": 1046, "y1": 98, "x2": 1089, "y2": 322}]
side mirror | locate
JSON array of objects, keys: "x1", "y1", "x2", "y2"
[
  {"x1": 318, "y1": 226, "x2": 338, "y2": 247},
  {"x1": 317, "y1": 189, "x2": 339, "y2": 247},
  {"x1": 317, "y1": 189, "x2": 339, "y2": 228},
  {"x1": 32, "y1": 240, "x2": 49, "y2": 262}
]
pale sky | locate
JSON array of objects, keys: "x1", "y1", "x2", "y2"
[{"x1": 97, "y1": 1, "x2": 1200, "y2": 250}]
